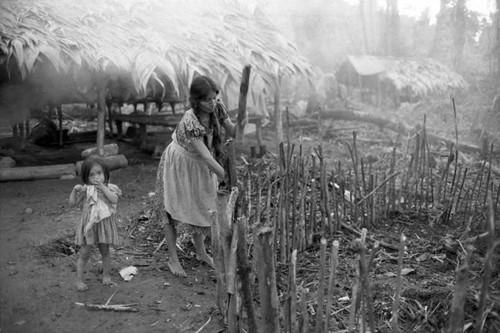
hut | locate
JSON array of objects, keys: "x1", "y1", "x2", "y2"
[
  {"x1": 336, "y1": 55, "x2": 468, "y2": 108},
  {"x1": 0, "y1": 0, "x2": 314, "y2": 152}
]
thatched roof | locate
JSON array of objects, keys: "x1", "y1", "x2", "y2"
[
  {"x1": 0, "y1": 0, "x2": 314, "y2": 113},
  {"x1": 339, "y1": 55, "x2": 468, "y2": 96}
]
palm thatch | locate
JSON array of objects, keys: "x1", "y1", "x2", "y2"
[
  {"x1": 0, "y1": 0, "x2": 314, "y2": 116},
  {"x1": 338, "y1": 55, "x2": 467, "y2": 97}
]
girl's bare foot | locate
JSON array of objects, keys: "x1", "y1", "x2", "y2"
[
  {"x1": 102, "y1": 276, "x2": 113, "y2": 285},
  {"x1": 76, "y1": 281, "x2": 88, "y2": 291},
  {"x1": 167, "y1": 260, "x2": 187, "y2": 277},
  {"x1": 196, "y1": 253, "x2": 214, "y2": 268}
]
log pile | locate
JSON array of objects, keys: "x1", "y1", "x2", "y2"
[{"x1": 0, "y1": 143, "x2": 127, "y2": 182}]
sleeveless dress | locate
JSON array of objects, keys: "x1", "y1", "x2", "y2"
[
  {"x1": 153, "y1": 104, "x2": 230, "y2": 236},
  {"x1": 75, "y1": 183, "x2": 121, "y2": 246}
]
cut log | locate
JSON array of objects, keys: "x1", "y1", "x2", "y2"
[
  {"x1": 75, "y1": 154, "x2": 128, "y2": 175},
  {"x1": 81, "y1": 143, "x2": 119, "y2": 159},
  {"x1": 292, "y1": 110, "x2": 490, "y2": 155},
  {"x1": 0, "y1": 156, "x2": 16, "y2": 168},
  {"x1": 0, "y1": 163, "x2": 76, "y2": 182}
]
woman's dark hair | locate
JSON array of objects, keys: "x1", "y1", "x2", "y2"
[
  {"x1": 80, "y1": 156, "x2": 110, "y2": 185},
  {"x1": 189, "y1": 76, "x2": 223, "y2": 163}
]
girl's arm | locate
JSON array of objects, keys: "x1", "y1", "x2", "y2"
[
  {"x1": 69, "y1": 185, "x2": 85, "y2": 207},
  {"x1": 96, "y1": 181, "x2": 119, "y2": 204},
  {"x1": 191, "y1": 140, "x2": 225, "y2": 179}
]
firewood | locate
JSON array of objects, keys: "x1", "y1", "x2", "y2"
[
  {"x1": 74, "y1": 302, "x2": 138, "y2": 312},
  {"x1": 0, "y1": 163, "x2": 75, "y2": 181},
  {"x1": 75, "y1": 154, "x2": 128, "y2": 175},
  {"x1": 81, "y1": 143, "x2": 119, "y2": 158}
]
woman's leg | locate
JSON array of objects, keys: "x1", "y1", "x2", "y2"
[
  {"x1": 76, "y1": 245, "x2": 91, "y2": 291},
  {"x1": 165, "y1": 223, "x2": 186, "y2": 277},
  {"x1": 98, "y1": 243, "x2": 113, "y2": 285},
  {"x1": 193, "y1": 233, "x2": 214, "y2": 268}
]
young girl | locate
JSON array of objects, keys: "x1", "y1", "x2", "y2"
[{"x1": 69, "y1": 157, "x2": 122, "y2": 291}]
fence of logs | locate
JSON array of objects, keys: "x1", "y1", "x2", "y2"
[{"x1": 211, "y1": 125, "x2": 499, "y2": 332}]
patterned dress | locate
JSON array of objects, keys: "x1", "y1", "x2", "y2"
[
  {"x1": 75, "y1": 183, "x2": 122, "y2": 246},
  {"x1": 153, "y1": 103, "x2": 230, "y2": 236}
]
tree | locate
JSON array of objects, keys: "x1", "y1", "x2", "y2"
[
  {"x1": 496, "y1": 0, "x2": 500, "y2": 75},
  {"x1": 453, "y1": 0, "x2": 466, "y2": 70},
  {"x1": 381, "y1": 0, "x2": 401, "y2": 56}
]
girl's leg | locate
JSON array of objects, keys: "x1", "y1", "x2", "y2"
[
  {"x1": 98, "y1": 243, "x2": 113, "y2": 285},
  {"x1": 193, "y1": 233, "x2": 214, "y2": 268},
  {"x1": 76, "y1": 245, "x2": 91, "y2": 291},
  {"x1": 165, "y1": 223, "x2": 186, "y2": 277}
]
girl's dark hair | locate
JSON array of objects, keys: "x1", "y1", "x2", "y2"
[
  {"x1": 189, "y1": 76, "x2": 223, "y2": 163},
  {"x1": 80, "y1": 156, "x2": 110, "y2": 185}
]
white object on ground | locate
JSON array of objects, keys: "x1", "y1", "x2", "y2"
[{"x1": 119, "y1": 266, "x2": 138, "y2": 281}]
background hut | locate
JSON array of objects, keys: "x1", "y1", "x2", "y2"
[
  {"x1": 337, "y1": 55, "x2": 468, "y2": 108},
  {"x1": 0, "y1": 0, "x2": 314, "y2": 152}
]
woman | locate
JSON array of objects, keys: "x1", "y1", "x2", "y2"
[{"x1": 153, "y1": 76, "x2": 237, "y2": 277}]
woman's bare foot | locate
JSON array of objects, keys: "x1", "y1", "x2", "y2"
[
  {"x1": 102, "y1": 276, "x2": 113, "y2": 286},
  {"x1": 196, "y1": 253, "x2": 214, "y2": 268},
  {"x1": 76, "y1": 281, "x2": 88, "y2": 291},
  {"x1": 167, "y1": 260, "x2": 187, "y2": 277}
]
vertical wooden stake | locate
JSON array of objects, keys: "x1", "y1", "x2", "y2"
[
  {"x1": 254, "y1": 225, "x2": 279, "y2": 333},
  {"x1": 237, "y1": 65, "x2": 251, "y2": 142}
]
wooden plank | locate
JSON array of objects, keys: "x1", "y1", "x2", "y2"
[{"x1": 111, "y1": 113, "x2": 183, "y2": 127}]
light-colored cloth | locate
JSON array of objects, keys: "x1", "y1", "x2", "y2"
[
  {"x1": 75, "y1": 183, "x2": 121, "y2": 246},
  {"x1": 152, "y1": 109, "x2": 219, "y2": 234},
  {"x1": 84, "y1": 185, "x2": 116, "y2": 234},
  {"x1": 162, "y1": 139, "x2": 217, "y2": 227}
]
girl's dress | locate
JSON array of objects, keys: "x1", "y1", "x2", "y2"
[
  {"x1": 153, "y1": 106, "x2": 229, "y2": 236},
  {"x1": 75, "y1": 183, "x2": 121, "y2": 246}
]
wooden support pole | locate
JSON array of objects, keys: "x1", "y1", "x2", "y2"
[
  {"x1": 57, "y1": 105, "x2": 63, "y2": 147},
  {"x1": 236, "y1": 65, "x2": 251, "y2": 142},
  {"x1": 96, "y1": 79, "x2": 107, "y2": 156}
]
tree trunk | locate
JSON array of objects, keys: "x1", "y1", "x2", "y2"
[
  {"x1": 453, "y1": 0, "x2": 466, "y2": 70},
  {"x1": 495, "y1": 0, "x2": 500, "y2": 75},
  {"x1": 359, "y1": 0, "x2": 369, "y2": 54},
  {"x1": 429, "y1": 0, "x2": 450, "y2": 58}
]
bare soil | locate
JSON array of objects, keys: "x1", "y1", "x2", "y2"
[
  {"x1": 1, "y1": 94, "x2": 499, "y2": 333},
  {"x1": 0, "y1": 140, "x2": 225, "y2": 333}
]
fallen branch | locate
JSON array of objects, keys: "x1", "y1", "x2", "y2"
[
  {"x1": 355, "y1": 171, "x2": 400, "y2": 206},
  {"x1": 194, "y1": 316, "x2": 212, "y2": 333},
  {"x1": 339, "y1": 221, "x2": 398, "y2": 251},
  {"x1": 75, "y1": 302, "x2": 138, "y2": 312},
  {"x1": 292, "y1": 110, "x2": 490, "y2": 155}
]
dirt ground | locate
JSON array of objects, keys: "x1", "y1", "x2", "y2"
[
  {"x1": 1, "y1": 95, "x2": 499, "y2": 333},
  {"x1": 0, "y1": 140, "x2": 226, "y2": 333}
]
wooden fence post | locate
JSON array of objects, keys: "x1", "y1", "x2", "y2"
[{"x1": 254, "y1": 225, "x2": 280, "y2": 333}]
